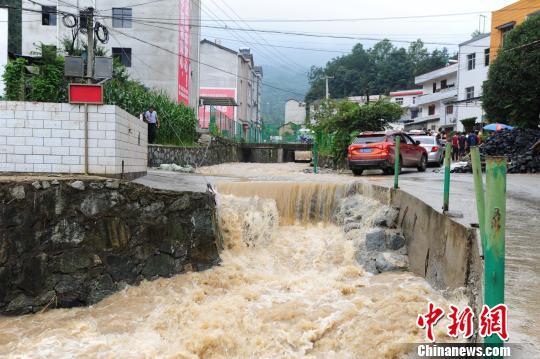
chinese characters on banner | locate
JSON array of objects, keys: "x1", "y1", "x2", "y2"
[
  {"x1": 198, "y1": 87, "x2": 236, "y2": 129},
  {"x1": 177, "y1": 0, "x2": 190, "y2": 105},
  {"x1": 417, "y1": 302, "x2": 509, "y2": 342}
]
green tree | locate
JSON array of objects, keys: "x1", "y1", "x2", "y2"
[
  {"x1": 483, "y1": 15, "x2": 540, "y2": 128},
  {"x1": 305, "y1": 39, "x2": 452, "y2": 102},
  {"x1": 312, "y1": 99, "x2": 402, "y2": 162}
]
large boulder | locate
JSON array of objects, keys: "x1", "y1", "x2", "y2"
[{"x1": 375, "y1": 252, "x2": 409, "y2": 272}]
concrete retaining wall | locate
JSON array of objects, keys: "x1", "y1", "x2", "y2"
[
  {"x1": 148, "y1": 137, "x2": 239, "y2": 168},
  {"x1": 349, "y1": 181, "x2": 483, "y2": 323},
  {"x1": 0, "y1": 101, "x2": 147, "y2": 179},
  {"x1": 0, "y1": 177, "x2": 220, "y2": 315}
]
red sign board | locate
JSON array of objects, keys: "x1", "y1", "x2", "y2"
[
  {"x1": 177, "y1": 0, "x2": 191, "y2": 105},
  {"x1": 69, "y1": 84, "x2": 104, "y2": 104}
]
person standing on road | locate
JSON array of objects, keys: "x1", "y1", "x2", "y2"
[
  {"x1": 144, "y1": 106, "x2": 160, "y2": 144},
  {"x1": 467, "y1": 131, "x2": 478, "y2": 149},
  {"x1": 458, "y1": 132, "x2": 467, "y2": 160},
  {"x1": 451, "y1": 132, "x2": 459, "y2": 161}
]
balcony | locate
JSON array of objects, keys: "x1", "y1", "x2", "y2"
[
  {"x1": 415, "y1": 63, "x2": 458, "y2": 84},
  {"x1": 416, "y1": 88, "x2": 457, "y2": 106}
]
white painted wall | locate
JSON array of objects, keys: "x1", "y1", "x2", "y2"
[
  {"x1": 456, "y1": 34, "x2": 491, "y2": 131},
  {"x1": 0, "y1": 7, "x2": 8, "y2": 97},
  {"x1": 284, "y1": 99, "x2": 306, "y2": 125},
  {"x1": 0, "y1": 101, "x2": 147, "y2": 176}
]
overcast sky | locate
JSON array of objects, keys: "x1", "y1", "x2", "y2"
[{"x1": 200, "y1": 0, "x2": 517, "y2": 70}]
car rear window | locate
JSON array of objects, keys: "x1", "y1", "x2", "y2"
[
  {"x1": 353, "y1": 135, "x2": 386, "y2": 144},
  {"x1": 412, "y1": 136, "x2": 435, "y2": 144}
]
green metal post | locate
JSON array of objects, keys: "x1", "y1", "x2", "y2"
[
  {"x1": 484, "y1": 157, "x2": 507, "y2": 345},
  {"x1": 471, "y1": 146, "x2": 487, "y2": 251},
  {"x1": 393, "y1": 136, "x2": 400, "y2": 189},
  {"x1": 313, "y1": 140, "x2": 318, "y2": 174},
  {"x1": 443, "y1": 142, "x2": 452, "y2": 211}
]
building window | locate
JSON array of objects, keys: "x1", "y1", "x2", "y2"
[
  {"x1": 484, "y1": 48, "x2": 490, "y2": 66},
  {"x1": 112, "y1": 8, "x2": 132, "y2": 28},
  {"x1": 466, "y1": 86, "x2": 475, "y2": 100},
  {"x1": 432, "y1": 83, "x2": 437, "y2": 93},
  {"x1": 441, "y1": 79, "x2": 447, "y2": 89},
  {"x1": 446, "y1": 105, "x2": 454, "y2": 115},
  {"x1": 112, "y1": 48, "x2": 132, "y2": 67},
  {"x1": 467, "y1": 53, "x2": 476, "y2": 70},
  {"x1": 42, "y1": 6, "x2": 57, "y2": 26},
  {"x1": 497, "y1": 22, "x2": 515, "y2": 47},
  {"x1": 428, "y1": 105, "x2": 436, "y2": 116},
  {"x1": 395, "y1": 97, "x2": 403, "y2": 105},
  {"x1": 411, "y1": 108, "x2": 419, "y2": 119}
]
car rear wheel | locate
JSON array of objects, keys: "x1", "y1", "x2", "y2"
[
  {"x1": 418, "y1": 155, "x2": 427, "y2": 172},
  {"x1": 387, "y1": 157, "x2": 402, "y2": 175},
  {"x1": 352, "y1": 169, "x2": 363, "y2": 176}
]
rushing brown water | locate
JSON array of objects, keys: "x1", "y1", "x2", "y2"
[{"x1": 0, "y1": 183, "x2": 463, "y2": 358}]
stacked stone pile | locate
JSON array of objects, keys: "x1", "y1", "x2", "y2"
[{"x1": 452, "y1": 129, "x2": 540, "y2": 174}]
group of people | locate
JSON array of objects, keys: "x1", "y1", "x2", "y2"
[{"x1": 450, "y1": 131, "x2": 481, "y2": 161}]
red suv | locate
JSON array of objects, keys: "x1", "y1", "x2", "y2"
[{"x1": 347, "y1": 131, "x2": 428, "y2": 176}]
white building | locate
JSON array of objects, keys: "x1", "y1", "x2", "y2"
[
  {"x1": 20, "y1": 0, "x2": 201, "y2": 108},
  {"x1": 406, "y1": 63, "x2": 458, "y2": 131},
  {"x1": 199, "y1": 40, "x2": 263, "y2": 140},
  {"x1": 0, "y1": 6, "x2": 8, "y2": 97},
  {"x1": 455, "y1": 34, "x2": 491, "y2": 131},
  {"x1": 389, "y1": 89, "x2": 423, "y2": 123},
  {"x1": 284, "y1": 99, "x2": 306, "y2": 125}
]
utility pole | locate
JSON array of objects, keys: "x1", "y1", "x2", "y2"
[
  {"x1": 325, "y1": 75, "x2": 334, "y2": 99},
  {"x1": 85, "y1": 7, "x2": 95, "y2": 84},
  {"x1": 84, "y1": 7, "x2": 94, "y2": 175}
]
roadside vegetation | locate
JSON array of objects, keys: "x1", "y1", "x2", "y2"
[
  {"x1": 310, "y1": 99, "x2": 402, "y2": 163},
  {"x1": 1, "y1": 43, "x2": 197, "y2": 146},
  {"x1": 483, "y1": 15, "x2": 540, "y2": 129}
]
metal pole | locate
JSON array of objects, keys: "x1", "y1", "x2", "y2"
[
  {"x1": 84, "y1": 104, "x2": 89, "y2": 175},
  {"x1": 393, "y1": 135, "x2": 400, "y2": 189},
  {"x1": 484, "y1": 156, "x2": 507, "y2": 345},
  {"x1": 443, "y1": 142, "x2": 452, "y2": 211},
  {"x1": 471, "y1": 146, "x2": 486, "y2": 251}
]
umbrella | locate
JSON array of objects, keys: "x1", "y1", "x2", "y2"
[{"x1": 483, "y1": 123, "x2": 514, "y2": 132}]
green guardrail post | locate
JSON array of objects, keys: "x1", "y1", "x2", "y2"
[
  {"x1": 393, "y1": 135, "x2": 400, "y2": 189},
  {"x1": 484, "y1": 156, "x2": 507, "y2": 345},
  {"x1": 443, "y1": 142, "x2": 452, "y2": 212},
  {"x1": 471, "y1": 146, "x2": 487, "y2": 252}
]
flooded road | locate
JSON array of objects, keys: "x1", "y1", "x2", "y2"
[
  {"x1": 0, "y1": 179, "x2": 462, "y2": 358},
  {"x1": 199, "y1": 163, "x2": 540, "y2": 353}
]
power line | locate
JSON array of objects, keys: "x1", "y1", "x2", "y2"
[
  {"x1": 211, "y1": 0, "x2": 308, "y2": 72},
  {"x1": 106, "y1": 27, "x2": 306, "y2": 97},
  {"x1": 199, "y1": 1, "x2": 307, "y2": 74}
]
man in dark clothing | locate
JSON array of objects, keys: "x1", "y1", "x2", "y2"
[{"x1": 458, "y1": 132, "x2": 467, "y2": 159}]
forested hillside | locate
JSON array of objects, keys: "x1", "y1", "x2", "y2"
[{"x1": 305, "y1": 39, "x2": 452, "y2": 102}]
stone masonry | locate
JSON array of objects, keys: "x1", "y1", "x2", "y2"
[{"x1": 0, "y1": 177, "x2": 220, "y2": 315}]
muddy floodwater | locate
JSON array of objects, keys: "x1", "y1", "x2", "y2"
[{"x1": 0, "y1": 184, "x2": 464, "y2": 358}]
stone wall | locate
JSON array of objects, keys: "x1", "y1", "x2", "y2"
[
  {"x1": 148, "y1": 137, "x2": 239, "y2": 168},
  {"x1": 0, "y1": 101, "x2": 147, "y2": 179},
  {"x1": 0, "y1": 177, "x2": 220, "y2": 315}
]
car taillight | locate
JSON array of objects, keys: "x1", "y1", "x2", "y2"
[{"x1": 431, "y1": 146, "x2": 439, "y2": 152}]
